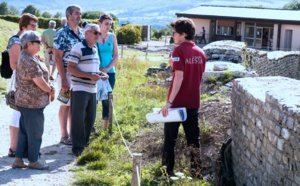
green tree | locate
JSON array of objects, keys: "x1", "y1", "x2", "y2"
[
  {"x1": 82, "y1": 11, "x2": 119, "y2": 25},
  {"x1": 53, "y1": 12, "x2": 62, "y2": 18},
  {"x1": 22, "y1": 5, "x2": 41, "y2": 17},
  {"x1": 0, "y1": 2, "x2": 8, "y2": 15},
  {"x1": 8, "y1": 5, "x2": 19, "y2": 15},
  {"x1": 82, "y1": 11, "x2": 103, "y2": 19},
  {"x1": 42, "y1": 11, "x2": 51, "y2": 18},
  {"x1": 117, "y1": 25, "x2": 141, "y2": 44},
  {"x1": 283, "y1": 0, "x2": 300, "y2": 9}
]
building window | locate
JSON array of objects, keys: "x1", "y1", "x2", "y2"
[{"x1": 217, "y1": 26, "x2": 233, "y2": 36}]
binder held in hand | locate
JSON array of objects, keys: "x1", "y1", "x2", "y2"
[{"x1": 146, "y1": 107, "x2": 187, "y2": 123}]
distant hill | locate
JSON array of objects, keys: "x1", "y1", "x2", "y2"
[{"x1": 6, "y1": 0, "x2": 292, "y2": 27}]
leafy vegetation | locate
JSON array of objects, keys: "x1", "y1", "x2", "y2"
[
  {"x1": 0, "y1": 19, "x2": 219, "y2": 185},
  {"x1": 283, "y1": 0, "x2": 300, "y2": 9},
  {"x1": 117, "y1": 24, "x2": 142, "y2": 44},
  {"x1": 22, "y1": 4, "x2": 41, "y2": 17}
]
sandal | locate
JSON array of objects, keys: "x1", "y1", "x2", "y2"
[
  {"x1": 60, "y1": 136, "x2": 72, "y2": 145},
  {"x1": 8, "y1": 148, "x2": 16, "y2": 157}
]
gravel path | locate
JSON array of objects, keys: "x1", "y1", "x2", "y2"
[{"x1": 0, "y1": 79, "x2": 76, "y2": 186}]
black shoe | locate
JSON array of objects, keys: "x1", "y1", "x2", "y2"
[{"x1": 73, "y1": 151, "x2": 82, "y2": 157}]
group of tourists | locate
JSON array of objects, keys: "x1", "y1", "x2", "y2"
[
  {"x1": 5, "y1": 3, "x2": 206, "y2": 179},
  {"x1": 6, "y1": 5, "x2": 118, "y2": 170}
]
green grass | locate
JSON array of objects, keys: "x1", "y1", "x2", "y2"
[{"x1": 0, "y1": 18, "x2": 212, "y2": 185}]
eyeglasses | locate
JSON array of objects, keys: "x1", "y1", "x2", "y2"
[
  {"x1": 31, "y1": 40, "x2": 41, "y2": 44},
  {"x1": 89, "y1": 30, "x2": 101, "y2": 36},
  {"x1": 30, "y1": 24, "x2": 38, "y2": 28}
]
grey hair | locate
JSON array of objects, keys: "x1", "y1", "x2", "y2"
[
  {"x1": 66, "y1": 5, "x2": 81, "y2": 19},
  {"x1": 49, "y1": 20, "x2": 56, "y2": 26},
  {"x1": 83, "y1": 23, "x2": 100, "y2": 34},
  {"x1": 20, "y1": 31, "x2": 41, "y2": 49},
  {"x1": 61, "y1": 17, "x2": 67, "y2": 22}
]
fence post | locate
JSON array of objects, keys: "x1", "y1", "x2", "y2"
[
  {"x1": 145, "y1": 44, "x2": 148, "y2": 60},
  {"x1": 121, "y1": 45, "x2": 124, "y2": 59},
  {"x1": 108, "y1": 93, "x2": 113, "y2": 135},
  {"x1": 131, "y1": 153, "x2": 142, "y2": 186}
]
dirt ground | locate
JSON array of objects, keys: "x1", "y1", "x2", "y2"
[{"x1": 132, "y1": 82, "x2": 233, "y2": 185}]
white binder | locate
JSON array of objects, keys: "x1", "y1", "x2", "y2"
[{"x1": 146, "y1": 107, "x2": 187, "y2": 123}]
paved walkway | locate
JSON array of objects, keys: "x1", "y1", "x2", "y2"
[{"x1": 0, "y1": 79, "x2": 76, "y2": 186}]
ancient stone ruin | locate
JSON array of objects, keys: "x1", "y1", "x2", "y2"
[{"x1": 205, "y1": 40, "x2": 300, "y2": 185}]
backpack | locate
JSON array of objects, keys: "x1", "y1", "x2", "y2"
[{"x1": 1, "y1": 35, "x2": 19, "y2": 79}]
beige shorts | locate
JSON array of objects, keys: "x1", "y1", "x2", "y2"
[
  {"x1": 57, "y1": 73, "x2": 71, "y2": 106},
  {"x1": 44, "y1": 51, "x2": 56, "y2": 66}
]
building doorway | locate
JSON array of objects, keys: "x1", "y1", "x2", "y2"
[{"x1": 284, "y1": 30, "x2": 293, "y2": 51}]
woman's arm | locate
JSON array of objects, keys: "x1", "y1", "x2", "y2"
[
  {"x1": 32, "y1": 76, "x2": 54, "y2": 95},
  {"x1": 9, "y1": 44, "x2": 21, "y2": 70},
  {"x1": 102, "y1": 34, "x2": 119, "y2": 73}
]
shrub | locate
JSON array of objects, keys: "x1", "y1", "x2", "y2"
[
  {"x1": 222, "y1": 70, "x2": 235, "y2": 83},
  {"x1": 116, "y1": 24, "x2": 142, "y2": 44},
  {"x1": 206, "y1": 75, "x2": 217, "y2": 84}
]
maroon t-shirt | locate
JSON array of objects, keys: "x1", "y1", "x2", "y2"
[{"x1": 168, "y1": 41, "x2": 206, "y2": 109}]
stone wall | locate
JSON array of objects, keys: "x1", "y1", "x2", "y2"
[
  {"x1": 203, "y1": 40, "x2": 300, "y2": 80},
  {"x1": 242, "y1": 49, "x2": 300, "y2": 80},
  {"x1": 231, "y1": 76, "x2": 300, "y2": 185},
  {"x1": 203, "y1": 40, "x2": 246, "y2": 63}
]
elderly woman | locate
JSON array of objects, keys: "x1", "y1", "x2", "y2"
[
  {"x1": 12, "y1": 31, "x2": 55, "y2": 170},
  {"x1": 7, "y1": 13, "x2": 38, "y2": 157}
]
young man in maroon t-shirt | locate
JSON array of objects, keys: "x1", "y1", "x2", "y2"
[{"x1": 159, "y1": 17, "x2": 206, "y2": 178}]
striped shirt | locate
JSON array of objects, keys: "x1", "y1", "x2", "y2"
[{"x1": 68, "y1": 40, "x2": 100, "y2": 93}]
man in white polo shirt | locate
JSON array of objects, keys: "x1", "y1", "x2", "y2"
[{"x1": 67, "y1": 23, "x2": 102, "y2": 156}]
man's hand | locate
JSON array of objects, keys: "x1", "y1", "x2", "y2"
[
  {"x1": 90, "y1": 74, "x2": 101, "y2": 82},
  {"x1": 61, "y1": 77, "x2": 70, "y2": 91},
  {"x1": 159, "y1": 102, "x2": 172, "y2": 117}
]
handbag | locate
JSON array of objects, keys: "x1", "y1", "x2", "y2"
[
  {"x1": 5, "y1": 90, "x2": 18, "y2": 111},
  {"x1": 5, "y1": 73, "x2": 18, "y2": 111}
]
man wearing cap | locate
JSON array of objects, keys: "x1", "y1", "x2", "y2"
[
  {"x1": 67, "y1": 23, "x2": 102, "y2": 156},
  {"x1": 42, "y1": 20, "x2": 57, "y2": 80},
  {"x1": 53, "y1": 5, "x2": 84, "y2": 146}
]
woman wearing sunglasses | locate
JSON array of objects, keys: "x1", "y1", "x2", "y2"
[
  {"x1": 12, "y1": 31, "x2": 55, "y2": 170},
  {"x1": 7, "y1": 13, "x2": 39, "y2": 158},
  {"x1": 96, "y1": 13, "x2": 119, "y2": 130}
]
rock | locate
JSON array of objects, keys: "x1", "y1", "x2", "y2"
[{"x1": 213, "y1": 64, "x2": 228, "y2": 71}]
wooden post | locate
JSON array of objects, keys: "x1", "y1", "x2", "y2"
[
  {"x1": 121, "y1": 45, "x2": 124, "y2": 59},
  {"x1": 145, "y1": 44, "x2": 148, "y2": 60},
  {"x1": 131, "y1": 153, "x2": 142, "y2": 186},
  {"x1": 108, "y1": 93, "x2": 113, "y2": 135}
]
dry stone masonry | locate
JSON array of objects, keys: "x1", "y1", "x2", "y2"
[
  {"x1": 242, "y1": 49, "x2": 300, "y2": 80},
  {"x1": 231, "y1": 76, "x2": 300, "y2": 185}
]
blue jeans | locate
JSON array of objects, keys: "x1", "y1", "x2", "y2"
[
  {"x1": 16, "y1": 106, "x2": 45, "y2": 162},
  {"x1": 102, "y1": 73, "x2": 115, "y2": 120}
]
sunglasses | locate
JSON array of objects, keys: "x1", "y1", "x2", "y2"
[
  {"x1": 31, "y1": 40, "x2": 41, "y2": 44},
  {"x1": 89, "y1": 30, "x2": 101, "y2": 36}
]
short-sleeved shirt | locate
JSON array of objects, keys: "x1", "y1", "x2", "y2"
[
  {"x1": 15, "y1": 51, "x2": 50, "y2": 108},
  {"x1": 53, "y1": 23, "x2": 84, "y2": 69},
  {"x1": 41, "y1": 28, "x2": 56, "y2": 48},
  {"x1": 7, "y1": 35, "x2": 20, "y2": 51},
  {"x1": 68, "y1": 40, "x2": 100, "y2": 93},
  {"x1": 168, "y1": 41, "x2": 206, "y2": 109}
]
